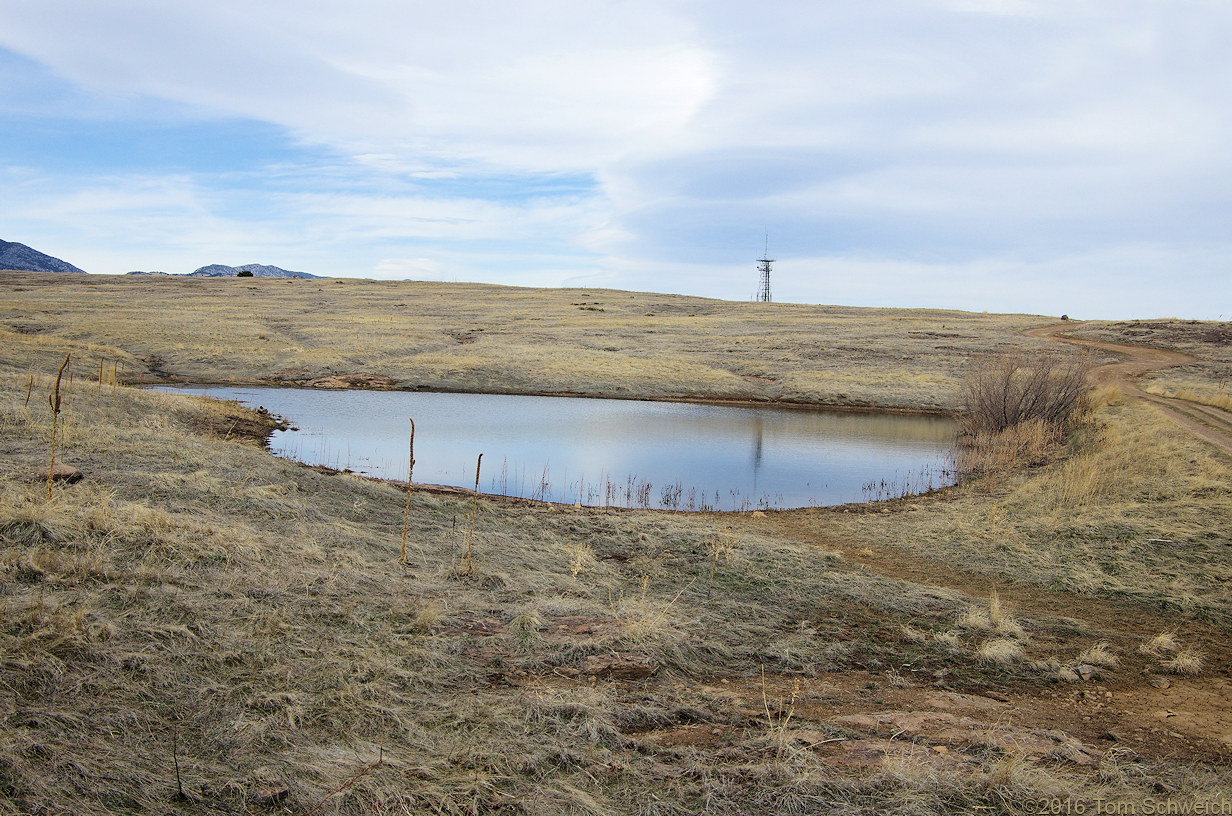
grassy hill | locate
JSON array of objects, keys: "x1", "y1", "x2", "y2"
[
  {"x1": 1, "y1": 271, "x2": 1229, "y2": 814},
  {"x1": 0, "y1": 270, "x2": 1062, "y2": 411}
]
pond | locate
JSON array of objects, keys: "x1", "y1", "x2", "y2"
[{"x1": 155, "y1": 387, "x2": 958, "y2": 510}]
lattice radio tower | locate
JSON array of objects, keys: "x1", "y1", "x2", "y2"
[{"x1": 756, "y1": 233, "x2": 773, "y2": 302}]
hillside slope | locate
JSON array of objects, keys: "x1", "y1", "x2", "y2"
[
  {"x1": 0, "y1": 240, "x2": 87, "y2": 275},
  {"x1": 0, "y1": 270, "x2": 1062, "y2": 411},
  {"x1": 1, "y1": 314, "x2": 1229, "y2": 814},
  {"x1": 190, "y1": 263, "x2": 317, "y2": 278}
]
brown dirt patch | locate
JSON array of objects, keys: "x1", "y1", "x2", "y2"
[
  {"x1": 686, "y1": 671, "x2": 1227, "y2": 764},
  {"x1": 1028, "y1": 322, "x2": 1232, "y2": 457},
  {"x1": 190, "y1": 402, "x2": 287, "y2": 446},
  {"x1": 721, "y1": 508, "x2": 1232, "y2": 758},
  {"x1": 271, "y1": 372, "x2": 401, "y2": 389}
]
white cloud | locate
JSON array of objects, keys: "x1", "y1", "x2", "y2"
[
  {"x1": 0, "y1": 1, "x2": 717, "y2": 170},
  {"x1": 1, "y1": 1, "x2": 1230, "y2": 316}
]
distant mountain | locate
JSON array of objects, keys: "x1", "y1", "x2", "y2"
[
  {"x1": 0, "y1": 239, "x2": 88, "y2": 274},
  {"x1": 190, "y1": 263, "x2": 317, "y2": 279}
]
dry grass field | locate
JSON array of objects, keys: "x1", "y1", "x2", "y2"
[
  {"x1": 0, "y1": 270, "x2": 1064, "y2": 411},
  {"x1": 1, "y1": 271, "x2": 1230, "y2": 815},
  {"x1": 1067, "y1": 319, "x2": 1232, "y2": 409}
]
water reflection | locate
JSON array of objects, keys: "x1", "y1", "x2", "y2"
[{"x1": 154, "y1": 387, "x2": 957, "y2": 510}]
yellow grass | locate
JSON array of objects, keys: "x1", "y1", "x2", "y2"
[
  {"x1": 977, "y1": 637, "x2": 1024, "y2": 664},
  {"x1": 955, "y1": 419, "x2": 1058, "y2": 475},
  {"x1": 1139, "y1": 631, "x2": 1180, "y2": 657},
  {"x1": 1144, "y1": 384, "x2": 1232, "y2": 411},
  {"x1": 1161, "y1": 648, "x2": 1205, "y2": 675},
  {"x1": 2, "y1": 281, "x2": 1230, "y2": 813},
  {"x1": 0, "y1": 270, "x2": 1060, "y2": 411},
  {"x1": 1076, "y1": 642, "x2": 1119, "y2": 668}
]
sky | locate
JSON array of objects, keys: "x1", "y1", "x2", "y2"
[{"x1": 1, "y1": 1, "x2": 1229, "y2": 319}]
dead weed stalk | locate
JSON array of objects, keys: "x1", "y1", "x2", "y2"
[
  {"x1": 761, "y1": 666, "x2": 801, "y2": 758},
  {"x1": 706, "y1": 532, "x2": 738, "y2": 598},
  {"x1": 399, "y1": 417, "x2": 423, "y2": 565},
  {"x1": 460, "y1": 453, "x2": 483, "y2": 576},
  {"x1": 46, "y1": 353, "x2": 70, "y2": 501}
]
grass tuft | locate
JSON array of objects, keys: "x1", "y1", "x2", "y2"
[
  {"x1": 1160, "y1": 648, "x2": 1204, "y2": 675},
  {"x1": 977, "y1": 637, "x2": 1024, "y2": 665},
  {"x1": 933, "y1": 630, "x2": 965, "y2": 653},
  {"x1": 1076, "y1": 642, "x2": 1118, "y2": 668},
  {"x1": 1138, "y1": 632, "x2": 1180, "y2": 657},
  {"x1": 956, "y1": 605, "x2": 993, "y2": 631}
]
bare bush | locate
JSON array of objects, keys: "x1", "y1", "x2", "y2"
[{"x1": 960, "y1": 353, "x2": 1092, "y2": 436}]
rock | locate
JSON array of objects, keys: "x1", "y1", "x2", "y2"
[
  {"x1": 1076, "y1": 664, "x2": 1099, "y2": 681},
  {"x1": 191, "y1": 263, "x2": 316, "y2": 279},
  {"x1": 251, "y1": 785, "x2": 289, "y2": 805},
  {"x1": 1149, "y1": 676, "x2": 1172, "y2": 689},
  {"x1": 830, "y1": 710, "x2": 1103, "y2": 766},
  {"x1": 582, "y1": 654, "x2": 660, "y2": 679},
  {"x1": 26, "y1": 463, "x2": 83, "y2": 484}
]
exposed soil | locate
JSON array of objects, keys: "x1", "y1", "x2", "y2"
[
  {"x1": 727, "y1": 506, "x2": 1232, "y2": 764},
  {"x1": 684, "y1": 323, "x2": 1232, "y2": 769},
  {"x1": 264, "y1": 371, "x2": 402, "y2": 390},
  {"x1": 190, "y1": 401, "x2": 288, "y2": 446},
  {"x1": 634, "y1": 671, "x2": 1231, "y2": 768},
  {"x1": 1027, "y1": 322, "x2": 1232, "y2": 457}
]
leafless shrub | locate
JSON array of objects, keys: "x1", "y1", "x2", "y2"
[
  {"x1": 956, "y1": 352, "x2": 1093, "y2": 475},
  {"x1": 960, "y1": 352, "x2": 1092, "y2": 437}
]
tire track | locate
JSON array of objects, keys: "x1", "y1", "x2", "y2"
[{"x1": 1027, "y1": 322, "x2": 1232, "y2": 458}]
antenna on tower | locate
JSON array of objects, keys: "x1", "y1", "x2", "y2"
[{"x1": 756, "y1": 231, "x2": 773, "y2": 303}]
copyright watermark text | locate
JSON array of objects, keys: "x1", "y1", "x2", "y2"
[{"x1": 1037, "y1": 799, "x2": 1232, "y2": 815}]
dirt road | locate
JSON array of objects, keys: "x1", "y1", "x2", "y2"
[
  {"x1": 1028, "y1": 321, "x2": 1232, "y2": 458},
  {"x1": 720, "y1": 322, "x2": 1232, "y2": 768}
]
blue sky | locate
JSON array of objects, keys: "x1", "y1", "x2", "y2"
[{"x1": 1, "y1": 1, "x2": 1229, "y2": 318}]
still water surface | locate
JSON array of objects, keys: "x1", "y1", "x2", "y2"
[{"x1": 158, "y1": 387, "x2": 957, "y2": 510}]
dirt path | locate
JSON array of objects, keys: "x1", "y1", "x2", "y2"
[
  {"x1": 708, "y1": 323, "x2": 1232, "y2": 766},
  {"x1": 1027, "y1": 321, "x2": 1232, "y2": 458},
  {"x1": 717, "y1": 513, "x2": 1232, "y2": 765}
]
